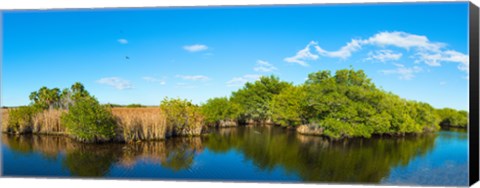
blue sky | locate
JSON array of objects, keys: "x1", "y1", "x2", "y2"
[{"x1": 2, "y1": 2, "x2": 470, "y2": 110}]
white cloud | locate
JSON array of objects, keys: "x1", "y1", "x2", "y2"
[
  {"x1": 97, "y1": 77, "x2": 133, "y2": 90},
  {"x1": 176, "y1": 75, "x2": 210, "y2": 81},
  {"x1": 365, "y1": 31, "x2": 444, "y2": 51},
  {"x1": 183, "y1": 44, "x2": 208, "y2": 52},
  {"x1": 226, "y1": 74, "x2": 261, "y2": 87},
  {"x1": 117, "y1": 39, "x2": 128, "y2": 44},
  {"x1": 366, "y1": 50, "x2": 402, "y2": 62},
  {"x1": 284, "y1": 41, "x2": 319, "y2": 66},
  {"x1": 314, "y1": 39, "x2": 363, "y2": 59},
  {"x1": 380, "y1": 64, "x2": 422, "y2": 80},
  {"x1": 254, "y1": 60, "x2": 277, "y2": 72},
  {"x1": 284, "y1": 31, "x2": 468, "y2": 74},
  {"x1": 142, "y1": 76, "x2": 166, "y2": 85}
]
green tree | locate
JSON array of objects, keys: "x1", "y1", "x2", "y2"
[
  {"x1": 59, "y1": 82, "x2": 91, "y2": 110},
  {"x1": 270, "y1": 85, "x2": 308, "y2": 127},
  {"x1": 6, "y1": 106, "x2": 40, "y2": 134},
  {"x1": 297, "y1": 68, "x2": 435, "y2": 138},
  {"x1": 160, "y1": 97, "x2": 203, "y2": 135},
  {"x1": 201, "y1": 97, "x2": 240, "y2": 126},
  {"x1": 29, "y1": 87, "x2": 61, "y2": 110},
  {"x1": 231, "y1": 75, "x2": 291, "y2": 123},
  {"x1": 61, "y1": 96, "x2": 116, "y2": 143},
  {"x1": 437, "y1": 108, "x2": 468, "y2": 128}
]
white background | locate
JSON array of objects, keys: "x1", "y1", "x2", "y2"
[{"x1": 0, "y1": 0, "x2": 478, "y2": 188}]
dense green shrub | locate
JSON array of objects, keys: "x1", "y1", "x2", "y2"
[
  {"x1": 270, "y1": 85, "x2": 309, "y2": 127},
  {"x1": 437, "y1": 108, "x2": 468, "y2": 127},
  {"x1": 160, "y1": 97, "x2": 203, "y2": 135},
  {"x1": 7, "y1": 106, "x2": 40, "y2": 134},
  {"x1": 61, "y1": 97, "x2": 116, "y2": 143},
  {"x1": 201, "y1": 97, "x2": 240, "y2": 126},
  {"x1": 267, "y1": 68, "x2": 443, "y2": 139},
  {"x1": 231, "y1": 75, "x2": 291, "y2": 123}
]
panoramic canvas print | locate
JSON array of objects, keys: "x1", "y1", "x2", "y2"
[{"x1": 0, "y1": 2, "x2": 472, "y2": 187}]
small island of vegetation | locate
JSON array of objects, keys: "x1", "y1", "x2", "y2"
[{"x1": 1, "y1": 68, "x2": 468, "y2": 143}]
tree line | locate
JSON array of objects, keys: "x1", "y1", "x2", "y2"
[
  {"x1": 200, "y1": 68, "x2": 469, "y2": 139},
  {"x1": 4, "y1": 68, "x2": 469, "y2": 141}
]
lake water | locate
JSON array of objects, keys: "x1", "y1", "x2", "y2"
[{"x1": 1, "y1": 126, "x2": 468, "y2": 186}]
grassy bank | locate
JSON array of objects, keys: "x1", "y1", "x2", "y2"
[{"x1": 1, "y1": 107, "x2": 203, "y2": 143}]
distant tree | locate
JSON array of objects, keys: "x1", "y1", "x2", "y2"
[{"x1": 126, "y1": 104, "x2": 144, "y2": 108}]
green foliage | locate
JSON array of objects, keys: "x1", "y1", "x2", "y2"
[
  {"x1": 28, "y1": 82, "x2": 91, "y2": 110},
  {"x1": 7, "y1": 106, "x2": 40, "y2": 134},
  {"x1": 59, "y1": 82, "x2": 91, "y2": 110},
  {"x1": 270, "y1": 85, "x2": 308, "y2": 127},
  {"x1": 285, "y1": 68, "x2": 442, "y2": 138},
  {"x1": 126, "y1": 104, "x2": 144, "y2": 108},
  {"x1": 231, "y1": 75, "x2": 291, "y2": 123},
  {"x1": 61, "y1": 97, "x2": 116, "y2": 143},
  {"x1": 160, "y1": 97, "x2": 202, "y2": 133},
  {"x1": 201, "y1": 97, "x2": 240, "y2": 126},
  {"x1": 29, "y1": 87, "x2": 61, "y2": 110},
  {"x1": 437, "y1": 108, "x2": 468, "y2": 128}
]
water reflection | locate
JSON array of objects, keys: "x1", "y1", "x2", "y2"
[{"x1": 1, "y1": 126, "x2": 467, "y2": 185}]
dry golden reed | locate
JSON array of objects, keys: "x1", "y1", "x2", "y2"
[
  {"x1": 32, "y1": 109, "x2": 66, "y2": 135},
  {"x1": 3, "y1": 107, "x2": 201, "y2": 143},
  {"x1": 112, "y1": 107, "x2": 170, "y2": 142}
]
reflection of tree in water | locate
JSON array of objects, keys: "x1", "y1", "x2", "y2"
[
  {"x1": 2, "y1": 134, "x2": 204, "y2": 176},
  {"x1": 161, "y1": 137, "x2": 203, "y2": 171},
  {"x1": 203, "y1": 126, "x2": 438, "y2": 183},
  {"x1": 202, "y1": 127, "x2": 243, "y2": 153},
  {"x1": 3, "y1": 127, "x2": 440, "y2": 182},
  {"x1": 63, "y1": 145, "x2": 122, "y2": 177},
  {"x1": 2, "y1": 134, "x2": 70, "y2": 161}
]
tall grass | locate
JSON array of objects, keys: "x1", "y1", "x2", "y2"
[
  {"x1": 2, "y1": 108, "x2": 66, "y2": 135},
  {"x1": 4, "y1": 107, "x2": 204, "y2": 143},
  {"x1": 32, "y1": 109, "x2": 66, "y2": 135},
  {"x1": 112, "y1": 107, "x2": 170, "y2": 142}
]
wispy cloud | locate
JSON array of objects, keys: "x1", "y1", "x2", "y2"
[
  {"x1": 117, "y1": 39, "x2": 128, "y2": 44},
  {"x1": 380, "y1": 64, "x2": 422, "y2": 80},
  {"x1": 183, "y1": 44, "x2": 208, "y2": 52},
  {"x1": 176, "y1": 75, "x2": 210, "y2": 81},
  {"x1": 226, "y1": 74, "x2": 261, "y2": 87},
  {"x1": 365, "y1": 50, "x2": 402, "y2": 63},
  {"x1": 416, "y1": 50, "x2": 468, "y2": 71},
  {"x1": 284, "y1": 31, "x2": 468, "y2": 74},
  {"x1": 254, "y1": 60, "x2": 277, "y2": 72},
  {"x1": 97, "y1": 77, "x2": 133, "y2": 90},
  {"x1": 314, "y1": 39, "x2": 363, "y2": 59},
  {"x1": 284, "y1": 41, "x2": 319, "y2": 66},
  {"x1": 142, "y1": 76, "x2": 166, "y2": 85}
]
